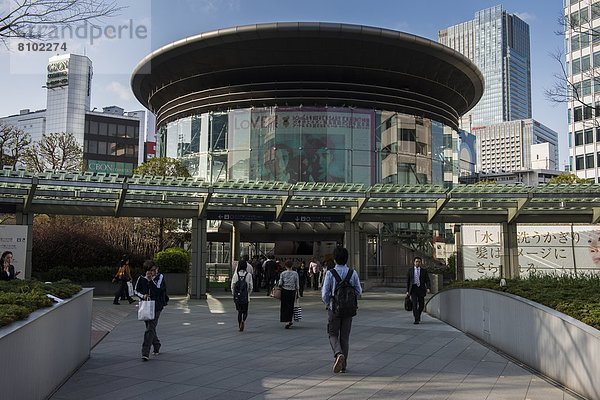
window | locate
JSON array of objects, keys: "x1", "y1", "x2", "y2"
[
  {"x1": 108, "y1": 123, "x2": 117, "y2": 137},
  {"x1": 581, "y1": 32, "x2": 590, "y2": 49},
  {"x1": 581, "y1": 8, "x2": 590, "y2": 24},
  {"x1": 572, "y1": 58, "x2": 581, "y2": 75},
  {"x1": 582, "y1": 79, "x2": 592, "y2": 96},
  {"x1": 89, "y1": 121, "x2": 99, "y2": 135},
  {"x1": 88, "y1": 140, "x2": 98, "y2": 154},
  {"x1": 571, "y1": 34, "x2": 580, "y2": 52},
  {"x1": 585, "y1": 128, "x2": 594, "y2": 144},
  {"x1": 576, "y1": 155, "x2": 585, "y2": 170},
  {"x1": 586, "y1": 153, "x2": 595, "y2": 169},
  {"x1": 597, "y1": 127, "x2": 600, "y2": 142},
  {"x1": 98, "y1": 141, "x2": 107, "y2": 155},
  {"x1": 575, "y1": 130, "x2": 584, "y2": 146},
  {"x1": 582, "y1": 55, "x2": 591, "y2": 72},
  {"x1": 597, "y1": 152, "x2": 600, "y2": 167},
  {"x1": 584, "y1": 105, "x2": 593, "y2": 120},
  {"x1": 593, "y1": 2, "x2": 600, "y2": 20},
  {"x1": 99, "y1": 122, "x2": 108, "y2": 136},
  {"x1": 574, "y1": 106, "x2": 583, "y2": 122},
  {"x1": 117, "y1": 124, "x2": 127, "y2": 138},
  {"x1": 126, "y1": 125, "x2": 135, "y2": 139}
]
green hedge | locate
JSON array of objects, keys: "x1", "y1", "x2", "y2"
[
  {"x1": 33, "y1": 266, "x2": 145, "y2": 283},
  {"x1": 154, "y1": 247, "x2": 190, "y2": 273},
  {"x1": 0, "y1": 280, "x2": 82, "y2": 327},
  {"x1": 445, "y1": 274, "x2": 600, "y2": 330}
]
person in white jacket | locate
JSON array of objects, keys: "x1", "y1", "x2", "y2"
[{"x1": 231, "y1": 260, "x2": 253, "y2": 331}]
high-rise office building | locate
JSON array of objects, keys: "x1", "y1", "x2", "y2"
[
  {"x1": 473, "y1": 119, "x2": 558, "y2": 173},
  {"x1": 564, "y1": 0, "x2": 600, "y2": 182},
  {"x1": 439, "y1": 5, "x2": 532, "y2": 129}
]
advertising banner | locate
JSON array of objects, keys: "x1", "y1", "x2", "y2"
[
  {"x1": 461, "y1": 224, "x2": 600, "y2": 279},
  {"x1": 0, "y1": 225, "x2": 28, "y2": 280},
  {"x1": 228, "y1": 107, "x2": 375, "y2": 184}
]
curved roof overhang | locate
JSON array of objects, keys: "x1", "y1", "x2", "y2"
[
  {"x1": 2, "y1": 168, "x2": 600, "y2": 226},
  {"x1": 131, "y1": 22, "x2": 484, "y2": 131}
]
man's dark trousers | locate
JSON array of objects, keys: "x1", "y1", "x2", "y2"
[
  {"x1": 409, "y1": 285, "x2": 426, "y2": 322},
  {"x1": 142, "y1": 309, "x2": 162, "y2": 356},
  {"x1": 327, "y1": 309, "x2": 352, "y2": 369}
]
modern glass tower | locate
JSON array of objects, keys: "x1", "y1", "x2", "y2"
[
  {"x1": 439, "y1": 5, "x2": 532, "y2": 130},
  {"x1": 564, "y1": 0, "x2": 600, "y2": 182}
]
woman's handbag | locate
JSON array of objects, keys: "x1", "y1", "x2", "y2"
[
  {"x1": 138, "y1": 300, "x2": 155, "y2": 321},
  {"x1": 404, "y1": 295, "x2": 413, "y2": 311},
  {"x1": 127, "y1": 281, "x2": 134, "y2": 297},
  {"x1": 271, "y1": 286, "x2": 282, "y2": 299}
]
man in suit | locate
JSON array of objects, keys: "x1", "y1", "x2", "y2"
[{"x1": 406, "y1": 256, "x2": 430, "y2": 324}]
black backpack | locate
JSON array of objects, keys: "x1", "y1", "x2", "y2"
[
  {"x1": 331, "y1": 269, "x2": 358, "y2": 318},
  {"x1": 233, "y1": 271, "x2": 249, "y2": 304}
]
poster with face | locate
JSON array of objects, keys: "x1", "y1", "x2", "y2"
[{"x1": 228, "y1": 107, "x2": 374, "y2": 184}]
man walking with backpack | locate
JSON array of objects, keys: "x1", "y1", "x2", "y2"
[
  {"x1": 321, "y1": 247, "x2": 362, "y2": 373},
  {"x1": 231, "y1": 260, "x2": 253, "y2": 331}
]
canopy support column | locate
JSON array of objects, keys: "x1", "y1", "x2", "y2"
[
  {"x1": 191, "y1": 218, "x2": 207, "y2": 299},
  {"x1": 502, "y1": 222, "x2": 519, "y2": 279}
]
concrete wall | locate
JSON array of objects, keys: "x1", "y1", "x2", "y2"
[
  {"x1": 0, "y1": 288, "x2": 93, "y2": 400},
  {"x1": 427, "y1": 288, "x2": 600, "y2": 400}
]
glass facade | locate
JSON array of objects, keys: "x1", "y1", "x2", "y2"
[
  {"x1": 439, "y1": 5, "x2": 532, "y2": 129},
  {"x1": 157, "y1": 106, "x2": 460, "y2": 187},
  {"x1": 83, "y1": 114, "x2": 140, "y2": 175}
]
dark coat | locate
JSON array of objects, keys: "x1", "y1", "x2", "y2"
[
  {"x1": 406, "y1": 267, "x2": 430, "y2": 295},
  {"x1": 134, "y1": 275, "x2": 168, "y2": 312}
]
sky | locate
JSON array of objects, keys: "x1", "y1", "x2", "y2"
[{"x1": 0, "y1": 0, "x2": 568, "y2": 164}]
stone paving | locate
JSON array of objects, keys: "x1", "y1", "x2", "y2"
[{"x1": 51, "y1": 290, "x2": 583, "y2": 400}]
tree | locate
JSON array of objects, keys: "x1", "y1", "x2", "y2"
[
  {"x1": 133, "y1": 157, "x2": 191, "y2": 250},
  {"x1": 0, "y1": 122, "x2": 30, "y2": 169},
  {"x1": 133, "y1": 157, "x2": 191, "y2": 178},
  {"x1": 547, "y1": 173, "x2": 592, "y2": 184},
  {"x1": 0, "y1": 0, "x2": 123, "y2": 45},
  {"x1": 22, "y1": 132, "x2": 82, "y2": 172}
]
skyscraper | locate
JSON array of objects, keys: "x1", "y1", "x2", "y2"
[
  {"x1": 564, "y1": 0, "x2": 600, "y2": 182},
  {"x1": 439, "y1": 5, "x2": 532, "y2": 130}
]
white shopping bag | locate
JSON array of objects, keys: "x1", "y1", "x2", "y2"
[
  {"x1": 127, "y1": 281, "x2": 134, "y2": 297},
  {"x1": 138, "y1": 300, "x2": 155, "y2": 321}
]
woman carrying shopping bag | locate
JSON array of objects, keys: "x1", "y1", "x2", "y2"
[
  {"x1": 134, "y1": 260, "x2": 168, "y2": 361},
  {"x1": 112, "y1": 255, "x2": 135, "y2": 305},
  {"x1": 279, "y1": 259, "x2": 299, "y2": 329}
]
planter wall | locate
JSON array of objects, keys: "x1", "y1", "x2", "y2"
[
  {"x1": 163, "y1": 272, "x2": 187, "y2": 295},
  {"x1": 0, "y1": 288, "x2": 93, "y2": 400},
  {"x1": 427, "y1": 288, "x2": 600, "y2": 400}
]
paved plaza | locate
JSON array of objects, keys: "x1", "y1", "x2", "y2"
[{"x1": 51, "y1": 290, "x2": 582, "y2": 400}]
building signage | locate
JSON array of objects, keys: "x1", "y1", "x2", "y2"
[
  {"x1": 280, "y1": 213, "x2": 346, "y2": 223},
  {"x1": 87, "y1": 160, "x2": 134, "y2": 176},
  {"x1": 206, "y1": 210, "x2": 275, "y2": 221},
  {"x1": 46, "y1": 59, "x2": 69, "y2": 88}
]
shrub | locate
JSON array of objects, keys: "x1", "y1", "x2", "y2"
[
  {"x1": 0, "y1": 280, "x2": 82, "y2": 327},
  {"x1": 154, "y1": 247, "x2": 191, "y2": 273}
]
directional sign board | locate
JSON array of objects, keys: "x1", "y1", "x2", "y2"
[
  {"x1": 280, "y1": 213, "x2": 346, "y2": 223},
  {"x1": 206, "y1": 210, "x2": 275, "y2": 221}
]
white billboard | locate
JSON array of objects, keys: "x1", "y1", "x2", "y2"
[
  {"x1": 0, "y1": 225, "x2": 28, "y2": 279},
  {"x1": 461, "y1": 224, "x2": 600, "y2": 279}
]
